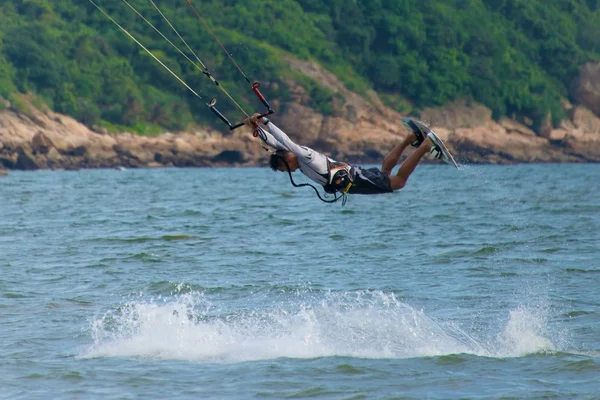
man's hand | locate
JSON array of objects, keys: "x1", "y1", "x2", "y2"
[{"x1": 244, "y1": 112, "x2": 262, "y2": 128}]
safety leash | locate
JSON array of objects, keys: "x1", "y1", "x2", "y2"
[{"x1": 278, "y1": 157, "x2": 347, "y2": 205}]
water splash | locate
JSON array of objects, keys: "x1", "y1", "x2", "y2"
[
  {"x1": 495, "y1": 306, "x2": 555, "y2": 356},
  {"x1": 84, "y1": 290, "x2": 558, "y2": 362}
]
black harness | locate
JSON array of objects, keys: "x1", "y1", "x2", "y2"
[{"x1": 322, "y1": 160, "x2": 355, "y2": 195}]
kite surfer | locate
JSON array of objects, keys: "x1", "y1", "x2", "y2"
[{"x1": 245, "y1": 114, "x2": 457, "y2": 201}]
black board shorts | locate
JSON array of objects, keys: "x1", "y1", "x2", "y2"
[{"x1": 348, "y1": 167, "x2": 393, "y2": 195}]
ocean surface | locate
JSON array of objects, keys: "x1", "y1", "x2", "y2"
[{"x1": 1, "y1": 164, "x2": 599, "y2": 399}]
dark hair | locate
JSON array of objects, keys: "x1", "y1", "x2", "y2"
[{"x1": 269, "y1": 150, "x2": 288, "y2": 171}]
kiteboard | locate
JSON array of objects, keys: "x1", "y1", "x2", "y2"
[
  {"x1": 427, "y1": 128, "x2": 459, "y2": 169},
  {"x1": 401, "y1": 117, "x2": 459, "y2": 169}
]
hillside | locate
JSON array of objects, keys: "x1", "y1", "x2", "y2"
[{"x1": 0, "y1": 0, "x2": 599, "y2": 135}]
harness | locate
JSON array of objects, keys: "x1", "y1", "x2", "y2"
[{"x1": 323, "y1": 160, "x2": 355, "y2": 195}]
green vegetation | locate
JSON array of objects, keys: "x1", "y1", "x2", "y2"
[{"x1": 0, "y1": 0, "x2": 599, "y2": 133}]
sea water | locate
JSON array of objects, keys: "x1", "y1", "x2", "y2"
[{"x1": 1, "y1": 164, "x2": 599, "y2": 399}]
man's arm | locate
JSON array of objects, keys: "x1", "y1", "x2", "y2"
[
  {"x1": 245, "y1": 113, "x2": 316, "y2": 161},
  {"x1": 244, "y1": 113, "x2": 287, "y2": 151},
  {"x1": 254, "y1": 124, "x2": 287, "y2": 151},
  {"x1": 245, "y1": 113, "x2": 331, "y2": 184},
  {"x1": 262, "y1": 119, "x2": 314, "y2": 162}
]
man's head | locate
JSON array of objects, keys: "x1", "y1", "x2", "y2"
[{"x1": 269, "y1": 150, "x2": 299, "y2": 172}]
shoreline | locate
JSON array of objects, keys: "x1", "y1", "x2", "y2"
[
  {"x1": 1, "y1": 158, "x2": 597, "y2": 176},
  {"x1": 1, "y1": 97, "x2": 600, "y2": 172}
]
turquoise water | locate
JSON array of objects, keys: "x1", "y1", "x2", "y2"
[{"x1": 1, "y1": 164, "x2": 599, "y2": 399}]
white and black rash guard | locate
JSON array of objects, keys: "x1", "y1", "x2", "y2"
[
  {"x1": 257, "y1": 120, "x2": 333, "y2": 186},
  {"x1": 256, "y1": 120, "x2": 394, "y2": 195}
]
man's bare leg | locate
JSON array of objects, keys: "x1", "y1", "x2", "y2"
[
  {"x1": 388, "y1": 137, "x2": 433, "y2": 191},
  {"x1": 381, "y1": 133, "x2": 416, "y2": 175}
]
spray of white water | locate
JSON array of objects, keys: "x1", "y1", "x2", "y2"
[{"x1": 84, "y1": 290, "x2": 558, "y2": 362}]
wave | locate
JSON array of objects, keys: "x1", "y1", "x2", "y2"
[
  {"x1": 144, "y1": 281, "x2": 317, "y2": 297},
  {"x1": 87, "y1": 235, "x2": 202, "y2": 243},
  {"x1": 83, "y1": 289, "x2": 562, "y2": 363}
]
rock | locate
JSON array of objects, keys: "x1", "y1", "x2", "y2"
[
  {"x1": 63, "y1": 145, "x2": 87, "y2": 157},
  {"x1": 83, "y1": 149, "x2": 120, "y2": 168},
  {"x1": 0, "y1": 170, "x2": 7, "y2": 176},
  {"x1": 420, "y1": 99, "x2": 492, "y2": 128},
  {"x1": 522, "y1": 116, "x2": 534, "y2": 127},
  {"x1": 51, "y1": 135, "x2": 90, "y2": 157},
  {"x1": 558, "y1": 119, "x2": 576, "y2": 131},
  {"x1": 212, "y1": 150, "x2": 245, "y2": 164},
  {"x1": 562, "y1": 134, "x2": 600, "y2": 161},
  {"x1": 113, "y1": 139, "x2": 154, "y2": 164},
  {"x1": 453, "y1": 120, "x2": 567, "y2": 163},
  {"x1": 113, "y1": 144, "x2": 135, "y2": 159},
  {"x1": 173, "y1": 137, "x2": 194, "y2": 154},
  {"x1": 498, "y1": 118, "x2": 537, "y2": 136},
  {"x1": 310, "y1": 137, "x2": 338, "y2": 154},
  {"x1": 0, "y1": 153, "x2": 17, "y2": 169},
  {"x1": 283, "y1": 57, "x2": 402, "y2": 124},
  {"x1": 572, "y1": 62, "x2": 600, "y2": 117},
  {"x1": 549, "y1": 129, "x2": 568, "y2": 141},
  {"x1": 570, "y1": 106, "x2": 600, "y2": 136},
  {"x1": 31, "y1": 131, "x2": 54, "y2": 154},
  {"x1": 16, "y1": 145, "x2": 43, "y2": 170},
  {"x1": 277, "y1": 102, "x2": 324, "y2": 143},
  {"x1": 539, "y1": 113, "x2": 553, "y2": 138},
  {"x1": 46, "y1": 147, "x2": 63, "y2": 164},
  {"x1": 91, "y1": 125, "x2": 109, "y2": 135},
  {"x1": 362, "y1": 148, "x2": 384, "y2": 161}
]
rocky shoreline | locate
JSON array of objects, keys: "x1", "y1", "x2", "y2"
[
  {"x1": 0, "y1": 102, "x2": 598, "y2": 175},
  {"x1": 1, "y1": 61, "x2": 600, "y2": 173}
]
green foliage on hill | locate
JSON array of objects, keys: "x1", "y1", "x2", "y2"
[{"x1": 0, "y1": 0, "x2": 599, "y2": 133}]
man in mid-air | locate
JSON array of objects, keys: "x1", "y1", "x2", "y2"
[{"x1": 245, "y1": 113, "x2": 455, "y2": 198}]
